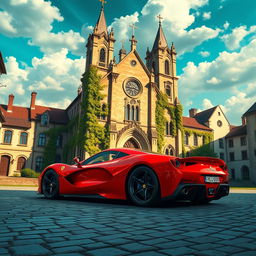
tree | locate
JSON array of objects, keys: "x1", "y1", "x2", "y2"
[{"x1": 189, "y1": 143, "x2": 218, "y2": 158}]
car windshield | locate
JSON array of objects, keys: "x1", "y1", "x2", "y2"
[{"x1": 81, "y1": 151, "x2": 128, "y2": 165}]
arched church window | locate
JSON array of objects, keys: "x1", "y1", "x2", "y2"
[
  {"x1": 166, "y1": 122, "x2": 169, "y2": 135},
  {"x1": 131, "y1": 106, "x2": 135, "y2": 121},
  {"x1": 165, "y1": 148, "x2": 169, "y2": 155},
  {"x1": 165, "y1": 82, "x2": 172, "y2": 97},
  {"x1": 165, "y1": 60, "x2": 170, "y2": 75},
  {"x1": 184, "y1": 133, "x2": 189, "y2": 145},
  {"x1": 99, "y1": 48, "x2": 106, "y2": 66},
  {"x1": 126, "y1": 104, "x2": 130, "y2": 120},
  {"x1": 135, "y1": 106, "x2": 139, "y2": 121}
]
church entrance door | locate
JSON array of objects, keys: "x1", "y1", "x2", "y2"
[{"x1": 123, "y1": 138, "x2": 140, "y2": 149}]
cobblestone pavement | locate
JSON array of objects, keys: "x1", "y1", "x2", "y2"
[{"x1": 0, "y1": 190, "x2": 256, "y2": 256}]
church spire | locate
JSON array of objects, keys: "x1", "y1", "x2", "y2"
[
  {"x1": 94, "y1": 0, "x2": 108, "y2": 35},
  {"x1": 152, "y1": 14, "x2": 168, "y2": 51}
]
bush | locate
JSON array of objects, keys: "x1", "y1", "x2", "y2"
[
  {"x1": 20, "y1": 168, "x2": 40, "y2": 178},
  {"x1": 189, "y1": 144, "x2": 218, "y2": 158}
]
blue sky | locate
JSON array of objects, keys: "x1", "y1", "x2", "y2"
[{"x1": 0, "y1": 0, "x2": 255, "y2": 125}]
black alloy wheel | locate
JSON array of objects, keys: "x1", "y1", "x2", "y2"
[
  {"x1": 42, "y1": 169, "x2": 59, "y2": 199},
  {"x1": 127, "y1": 166, "x2": 160, "y2": 206}
]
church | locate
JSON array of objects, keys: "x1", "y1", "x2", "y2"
[{"x1": 69, "y1": 3, "x2": 202, "y2": 156}]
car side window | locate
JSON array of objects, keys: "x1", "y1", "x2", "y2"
[{"x1": 82, "y1": 151, "x2": 128, "y2": 165}]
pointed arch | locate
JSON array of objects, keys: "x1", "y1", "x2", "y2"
[
  {"x1": 99, "y1": 48, "x2": 106, "y2": 66},
  {"x1": 165, "y1": 60, "x2": 170, "y2": 75}
]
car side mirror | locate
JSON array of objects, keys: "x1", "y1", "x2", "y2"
[{"x1": 73, "y1": 157, "x2": 82, "y2": 168}]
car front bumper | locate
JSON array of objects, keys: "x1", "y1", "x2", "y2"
[{"x1": 163, "y1": 183, "x2": 230, "y2": 201}]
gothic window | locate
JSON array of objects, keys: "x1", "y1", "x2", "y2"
[
  {"x1": 35, "y1": 156, "x2": 44, "y2": 172},
  {"x1": 131, "y1": 106, "x2": 135, "y2": 120},
  {"x1": 165, "y1": 145, "x2": 174, "y2": 155},
  {"x1": 125, "y1": 100, "x2": 140, "y2": 122},
  {"x1": 135, "y1": 106, "x2": 139, "y2": 121},
  {"x1": 99, "y1": 48, "x2": 106, "y2": 66},
  {"x1": 4, "y1": 130, "x2": 12, "y2": 144},
  {"x1": 38, "y1": 133, "x2": 46, "y2": 147},
  {"x1": 164, "y1": 82, "x2": 172, "y2": 98},
  {"x1": 166, "y1": 122, "x2": 169, "y2": 135},
  {"x1": 126, "y1": 104, "x2": 130, "y2": 120},
  {"x1": 165, "y1": 60, "x2": 170, "y2": 75},
  {"x1": 20, "y1": 132, "x2": 28, "y2": 145}
]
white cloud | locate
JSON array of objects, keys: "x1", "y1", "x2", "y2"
[
  {"x1": 180, "y1": 39, "x2": 256, "y2": 124},
  {"x1": 202, "y1": 12, "x2": 211, "y2": 20},
  {"x1": 206, "y1": 77, "x2": 221, "y2": 84},
  {"x1": 110, "y1": 0, "x2": 219, "y2": 55},
  {"x1": 0, "y1": 0, "x2": 85, "y2": 55},
  {"x1": 199, "y1": 51, "x2": 210, "y2": 57},
  {"x1": 0, "y1": 49, "x2": 85, "y2": 108},
  {"x1": 221, "y1": 25, "x2": 256, "y2": 50},
  {"x1": 202, "y1": 98, "x2": 213, "y2": 109}
]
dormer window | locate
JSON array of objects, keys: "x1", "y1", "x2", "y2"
[{"x1": 41, "y1": 113, "x2": 49, "y2": 126}]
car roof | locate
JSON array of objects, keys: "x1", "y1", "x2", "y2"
[{"x1": 104, "y1": 148, "x2": 150, "y2": 155}]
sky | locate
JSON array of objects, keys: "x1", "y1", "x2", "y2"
[{"x1": 0, "y1": 0, "x2": 256, "y2": 125}]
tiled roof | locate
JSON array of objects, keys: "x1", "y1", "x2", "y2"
[
  {"x1": 0, "y1": 105, "x2": 31, "y2": 128},
  {"x1": 226, "y1": 125, "x2": 247, "y2": 138},
  {"x1": 31, "y1": 106, "x2": 69, "y2": 124},
  {"x1": 0, "y1": 104, "x2": 69, "y2": 128},
  {"x1": 0, "y1": 52, "x2": 6, "y2": 74},
  {"x1": 243, "y1": 102, "x2": 256, "y2": 117},
  {"x1": 194, "y1": 106, "x2": 217, "y2": 124},
  {"x1": 182, "y1": 116, "x2": 212, "y2": 131}
]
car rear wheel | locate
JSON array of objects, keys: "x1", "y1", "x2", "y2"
[
  {"x1": 42, "y1": 169, "x2": 59, "y2": 199},
  {"x1": 127, "y1": 166, "x2": 160, "y2": 206}
]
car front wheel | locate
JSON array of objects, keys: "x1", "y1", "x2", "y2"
[{"x1": 127, "y1": 166, "x2": 160, "y2": 206}]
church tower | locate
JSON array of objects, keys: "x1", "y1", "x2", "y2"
[
  {"x1": 146, "y1": 16, "x2": 178, "y2": 104},
  {"x1": 85, "y1": 3, "x2": 115, "y2": 77}
]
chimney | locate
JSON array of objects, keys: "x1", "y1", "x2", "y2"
[
  {"x1": 30, "y1": 92, "x2": 37, "y2": 110},
  {"x1": 7, "y1": 94, "x2": 14, "y2": 112},
  {"x1": 189, "y1": 108, "x2": 198, "y2": 118}
]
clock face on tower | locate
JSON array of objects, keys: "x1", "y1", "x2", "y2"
[{"x1": 124, "y1": 79, "x2": 142, "y2": 97}]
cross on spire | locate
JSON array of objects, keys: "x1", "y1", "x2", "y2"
[
  {"x1": 99, "y1": 0, "x2": 106, "y2": 8},
  {"x1": 129, "y1": 23, "x2": 138, "y2": 37},
  {"x1": 157, "y1": 14, "x2": 163, "y2": 24}
]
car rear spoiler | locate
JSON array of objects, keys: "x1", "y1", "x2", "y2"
[{"x1": 179, "y1": 157, "x2": 227, "y2": 170}]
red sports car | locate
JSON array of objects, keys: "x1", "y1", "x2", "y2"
[{"x1": 38, "y1": 148, "x2": 229, "y2": 206}]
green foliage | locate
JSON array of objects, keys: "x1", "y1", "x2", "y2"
[
  {"x1": 155, "y1": 92, "x2": 183, "y2": 152},
  {"x1": 21, "y1": 168, "x2": 40, "y2": 178},
  {"x1": 43, "y1": 115, "x2": 78, "y2": 168},
  {"x1": 183, "y1": 128, "x2": 213, "y2": 144},
  {"x1": 78, "y1": 66, "x2": 110, "y2": 156},
  {"x1": 189, "y1": 143, "x2": 218, "y2": 158}
]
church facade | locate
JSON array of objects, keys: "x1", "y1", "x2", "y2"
[{"x1": 80, "y1": 5, "x2": 182, "y2": 155}]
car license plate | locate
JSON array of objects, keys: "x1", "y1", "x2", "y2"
[{"x1": 205, "y1": 176, "x2": 220, "y2": 183}]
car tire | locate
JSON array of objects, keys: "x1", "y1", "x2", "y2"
[
  {"x1": 42, "y1": 169, "x2": 60, "y2": 199},
  {"x1": 127, "y1": 166, "x2": 160, "y2": 206}
]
